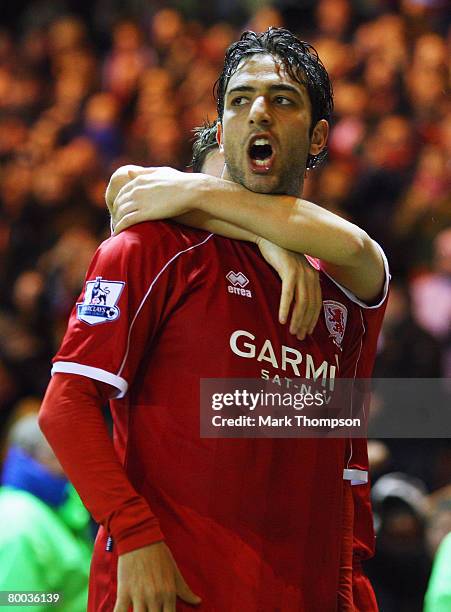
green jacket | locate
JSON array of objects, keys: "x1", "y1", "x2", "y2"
[
  {"x1": 424, "y1": 532, "x2": 451, "y2": 612},
  {"x1": 0, "y1": 486, "x2": 92, "y2": 611}
]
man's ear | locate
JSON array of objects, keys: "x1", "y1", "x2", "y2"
[
  {"x1": 216, "y1": 122, "x2": 224, "y2": 152},
  {"x1": 309, "y1": 119, "x2": 329, "y2": 157}
]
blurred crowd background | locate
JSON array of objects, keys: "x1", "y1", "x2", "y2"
[{"x1": 0, "y1": 0, "x2": 449, "y2": 610}]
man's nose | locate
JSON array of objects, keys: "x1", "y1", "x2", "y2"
[{"x1": 249, "y1": 96, "x2": 272, "y2": 127}]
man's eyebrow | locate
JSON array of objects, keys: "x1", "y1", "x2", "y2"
[
  {"x1": 268, "y1": 84, "x2": 302, "y2": 96},
  {"x1": 227, "y1": 85, "x2": 256, "y2": 95},
  {"x1": 227, "y1": 83, "x2": 303, "y2": 96}
]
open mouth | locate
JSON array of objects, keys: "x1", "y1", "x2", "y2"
[{"x1": 248, "y1": 136, "x2": 275, "y2": 172}]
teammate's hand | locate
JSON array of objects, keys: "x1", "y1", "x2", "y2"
[
  {"x1": 105, "y1": 165, "x2": 147, "y2": 216},
  {"x1": 109, "y1": 167, "x2": 204, "y2": 234},
  {"x1": 113, "y1": 541, "x2": 201, "y2": 612},
  {"x1": 257, "y1": 238, "x2": 322, "y2": 340}
]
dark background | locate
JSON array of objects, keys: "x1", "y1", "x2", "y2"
[{"x1": 0, "y1": 1, "x2": 449, "y2": 610}]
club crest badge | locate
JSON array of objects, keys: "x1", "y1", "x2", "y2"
[
  {"x1": 323, "y1": 300, "x2": 348, "y2": 348},
  {"x1": 77, "y1": 276, "x2": 125, "y2": 325}
]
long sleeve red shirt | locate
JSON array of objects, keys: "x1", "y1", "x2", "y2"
[{"x1": 39, "y1": 373, "x2": 164, "y2": 555}]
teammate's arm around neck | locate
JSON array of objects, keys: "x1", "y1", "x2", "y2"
[
  {"x1": 109, "y1": 167, "x2": 385, "y2": 304},
  {"x1": 194, "y1": 174, "x2": 385, "y2": 304}
]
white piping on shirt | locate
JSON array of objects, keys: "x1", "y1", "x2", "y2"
[{"x1": 117, "y1": 232, "x2": 214, "y2": 378}]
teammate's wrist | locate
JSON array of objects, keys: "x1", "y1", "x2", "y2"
[{"x1": 193, "y1": 174, "x2": 220, "y2": 213}]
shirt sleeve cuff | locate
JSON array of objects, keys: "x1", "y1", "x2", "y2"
[
  {"x1": 51, "y1": 361, "x2": 128, "y2": 398},
  {"x1": 115, "y1": 522, "x2": 165, "y2": 556},
  {"x1": 343, "y1": 468, "x2": 368, "y2": 484}
]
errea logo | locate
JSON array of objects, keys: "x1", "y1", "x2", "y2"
[{"x1": 226, "y1": 271, "x2": 252, "y2": 298}]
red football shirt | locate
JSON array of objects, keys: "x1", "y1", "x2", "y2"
[
  {"x1": 53, "y1": 221, "x2": 388, "y2": 611},
  {"x1": 315, "y1": 251, "x2": 389, "y2": 612},
  {"x1": 347, "y1": 302, "x2": 388, "y2": 612}
]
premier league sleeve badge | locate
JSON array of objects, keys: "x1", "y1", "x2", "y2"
[{"x1": 77, "y1": 276, "x2": 125, "y2": 325}]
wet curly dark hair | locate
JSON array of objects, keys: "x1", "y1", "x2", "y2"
[
  {"x1": 190, "y1": 120, "x2": 218, "y2": 172},
  {"x1": 215, "y1": 28, "x2": 333, "y2": 169}
]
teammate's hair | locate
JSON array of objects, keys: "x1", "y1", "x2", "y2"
[
  {"x1": 191, "y1": 120, "x2": 219, "y2": 172},
  {"x1": 215, "y1": 27, "x2": 333, "y2": 169}
]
